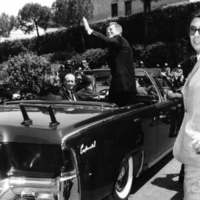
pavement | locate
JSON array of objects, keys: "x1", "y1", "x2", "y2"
[{"x1": 129, "y1": 158, "x2": 183, "y2": 200}]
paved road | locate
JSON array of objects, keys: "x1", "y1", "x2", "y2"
[{"x1": 129, "y1": 158, "x2": 183, "y2": 200}]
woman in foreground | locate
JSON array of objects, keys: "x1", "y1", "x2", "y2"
[{"x1": 173, "y1": 9, "x2": 200, "y2": 200}]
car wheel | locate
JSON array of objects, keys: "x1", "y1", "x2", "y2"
[{"x1": 113, "y1": 155, "x2": 134, "y2": 200}]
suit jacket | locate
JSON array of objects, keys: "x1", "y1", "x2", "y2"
[
  {"x1": 92, "y1": 31, "x2": 136, "y2": 95},
  {"x1": 76, "y1": 88, "x2": 99, "y2": 101},
  {"x1": 59, "y1": 87, "x2": 77, "y2": 101}
]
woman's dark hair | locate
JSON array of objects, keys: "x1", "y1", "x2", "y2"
[
  {"x1": 190, "y1": 9, "x2": 200, "y2": 22},
  {"x1": 188, "y1": 9, "x2": 200, "y2": 33},
  {"x1": 185, "y1": 9, "x2": 200, "y2": 55}
]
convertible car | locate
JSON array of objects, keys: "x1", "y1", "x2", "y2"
[{"x1": 0, "y1": 68, "x2": 182, "y2": 200}]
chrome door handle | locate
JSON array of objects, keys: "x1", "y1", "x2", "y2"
[{"x1": 133, "y1": 118, "x2": 141, "y2": 123}]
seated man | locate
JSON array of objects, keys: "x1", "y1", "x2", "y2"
[
  {"x1": 59, "y1": 73, "x2": 77, "y2": 101},
  {"x1": 76, "y1": 75, "x2": 100, "y2": 101},
  {"x1": 81, "y1": 59, "x2": 90, "y2": 70}
]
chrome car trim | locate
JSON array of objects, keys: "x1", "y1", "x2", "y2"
[
  {"x1": 148, "y1": 147, "x2": 172, "y2": 168},
  {"x1": 60, "y1": 174, "x2": 76, "y2": 182},
  {"x1": 136, "y1": 150, "x2": 144, "y2": 178}
]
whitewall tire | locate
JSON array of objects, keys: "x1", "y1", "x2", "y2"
[{"x1": 114, "y1": 155, "x2": 134, "y2": 200}]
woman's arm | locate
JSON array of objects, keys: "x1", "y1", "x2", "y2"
[{"x1": 166, "y1": 90, "x2": 183, "y2": 99}]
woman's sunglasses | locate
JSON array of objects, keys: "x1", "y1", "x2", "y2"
[{"x1": 190, "y1": 25, "x2": 200, "y2": 36}]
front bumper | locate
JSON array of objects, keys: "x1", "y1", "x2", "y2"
[{"x1": 0, "y1": 174, "x2": 80, "y2": 200}]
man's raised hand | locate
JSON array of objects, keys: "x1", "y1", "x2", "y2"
[{"x1": 82, "y1": 17, "x2": 93, "y2": 35}]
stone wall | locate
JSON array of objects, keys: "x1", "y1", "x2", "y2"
[{"x1": 90, "y1": 0, "x2": 187, "y2": 22}]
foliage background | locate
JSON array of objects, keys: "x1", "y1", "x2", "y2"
[{"x1": 0, "y1": 1, "x2": 199, "y2": 69}]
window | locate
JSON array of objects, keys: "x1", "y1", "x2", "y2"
[
  {"x1": 125, "y1": 0, "x2": 132, "y2": 16},
  {"x1": 154, "y1": 76, "x2": 173, "y2": 100},
  {"x1": 111, "y1": 3, "x2": 118, "y2": 17},
  {"x1": 136, "y1": 75, "x2": 159, "y2": 104}
]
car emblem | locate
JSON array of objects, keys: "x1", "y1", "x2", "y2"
[{"x1": 80, "y1": 140, "x2": 96, "y2": 155}]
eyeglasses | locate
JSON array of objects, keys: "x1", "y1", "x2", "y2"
[{"x1": 190, "y1": 25, "x2": 200, "y2": 36}]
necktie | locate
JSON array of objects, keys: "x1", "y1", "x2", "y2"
[
  {"x1": 72, "y1": 92, "x2": 77, "y2": 101},
  {"x1": 69, "y1": 90, "x2": 76, "y2": 101}
]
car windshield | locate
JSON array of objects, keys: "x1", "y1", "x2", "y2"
[
  {"x1": 154, "y1": 75, "x2": 173, "y2": 99},
  {"x1": 135, "y1": 69, "x2": 160, "y2": 103}
]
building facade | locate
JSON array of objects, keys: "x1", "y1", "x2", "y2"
[{"x1": 90, "y1": 0, "x2": 188, "y2": 22}]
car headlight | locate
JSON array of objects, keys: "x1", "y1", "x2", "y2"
[{"x1": 0, "y1": 177, "x2": 58, "y2": 200}]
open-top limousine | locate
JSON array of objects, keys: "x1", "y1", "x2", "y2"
[{"x1": 0, "y1": 68, "x2": 182, "y2": 200}]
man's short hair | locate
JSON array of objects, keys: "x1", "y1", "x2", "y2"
[
  {"x1": 64, "y1": 73, "x2": 75, "y2": 81},
  {"x1": 109, "y1": 22, "x2": 123, "y2": 34}
]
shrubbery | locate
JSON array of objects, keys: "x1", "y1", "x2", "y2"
[
  {"x1": 0, "y1": 52, "x2": 57, "y2": 96},
  {"x1": 70, "y1": 48, "x2": 108, "y2": 69},
  {"x1": 41, "y1": 48, "x2": 108, "y2": 70},
  {"x1": 42, "y1": 50, "x2": 77, "y2": 63},
  {"x1": 133, "y1": 37, "x2": 193, "y2": 67}
]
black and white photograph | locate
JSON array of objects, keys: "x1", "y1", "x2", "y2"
[{"x1": 0, "y1": 0, "x2": 199, "y2": 199}]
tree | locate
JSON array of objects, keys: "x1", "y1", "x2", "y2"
[
  {"x1": 52, "y1": 0, "x2": 93, "y2": 27},
  {"x1": 18, "y1": 3, "x2": 52, "y2": 38},
  {"x1": 0, "y1": 13, "x2": 16, "y2": 38}
]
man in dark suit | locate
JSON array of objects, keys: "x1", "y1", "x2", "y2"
[
  {"x1": 82, "y1": 17, "x2": 136, "y2": 106},
  {"x1": 76, "y1": 75, "x2": 100, "y2": 101}
]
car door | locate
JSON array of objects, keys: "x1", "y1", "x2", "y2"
[
  {"x1": 136, "y1": 72, "x2": 161, "y2": 166},
  {"x1": 153, "y1": 76, "x2": 182, "y2": 158},
  {"x1": 67, "y1": 120, "x2": 119, "y2": 200},
  {"x1": 74, "y1": 129, "x2": 102, "y2": 200},
  {"x1": 154, "y1": 101, "x2": 177, "y2": 157}
]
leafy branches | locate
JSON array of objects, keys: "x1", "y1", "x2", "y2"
[
  {"x1": 0, "y1": 13, "x2": 16, "y2": 38},
  {"x1": 52, "y1": 0, "x2": 93, "y2": 27},
  {"x1": 18, "y1": 3, "x2": 51, "y2": 38}
]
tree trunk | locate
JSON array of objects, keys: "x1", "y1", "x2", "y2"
[
  {"x1": 80, "y1": 28, "x2": 86, "y2": 52},
  {"x1": 145, "y1": 0, "x2": 151, "y2": 13},
  {"x1": 35, "y1": 23, "x2": 40, "y2": 38},
  {"x1": 34, "y1": 22, "x2": 40, "y2": 54},
  {"x1": 144, "y1": 0, "x2": 151, "y2": 44}
]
